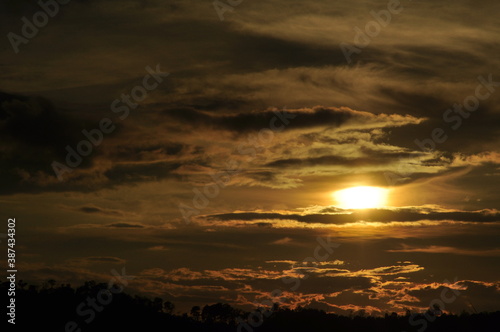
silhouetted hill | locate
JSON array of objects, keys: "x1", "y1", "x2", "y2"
[{"x1": 2, "y1": 281, "x2": 498, "y2": 331}]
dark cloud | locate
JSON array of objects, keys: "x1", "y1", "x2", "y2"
[
  {"x1": 78, "y1": 205, "x2": 124, "y2": 217},
  {"x1": 111, "y1": 142, "x2": 185, "y2": 162},
  {"x1": 265, "y1": 149, "x2": 426, "y2": 168},
  {"x1": 0, "y1": 91, "x2": 85, "y2": 156},
  {"x1": 84, "y1": 256, "x2": 126, "y2": 264},
  {"x1": 0, "y1": 91, "x2": 123, "y2": 194},
  {"x1": 106, "y1": 223, "x2": 145, "y2": 228},
  {"x1": 162, "y1": 106, "x2": 422, "y2": 133},
  {"x1": 206, "y1": 208, "x2": 500, "y2": 225}
]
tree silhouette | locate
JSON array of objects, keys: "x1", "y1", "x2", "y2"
[
  {"x1": 190, "y1": 305, "x2": 201, "y2": 321},
  {"x1": 163, "y1": 301, "x2": 175, "y2": 314}
]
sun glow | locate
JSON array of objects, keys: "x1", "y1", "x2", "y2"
[{"x1": 333, "y1": 186, "x2": 389, "y2": 209}]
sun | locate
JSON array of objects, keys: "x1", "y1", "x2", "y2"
[{"x1": 333, "y1": 186, "x2": 389, "y2": 209}]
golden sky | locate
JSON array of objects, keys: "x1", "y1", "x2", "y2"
[{"x1": 0, "y1": 0, "x2": 499, "y2": 315}]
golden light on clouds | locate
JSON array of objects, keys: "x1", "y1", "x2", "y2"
[{"x1": 333, "y1": 186, "x2": 389, "y2": 209}]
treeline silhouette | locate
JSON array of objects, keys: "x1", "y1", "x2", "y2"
[{"x1": 2, "y1": 280, "x2": 498, "y2": 331}]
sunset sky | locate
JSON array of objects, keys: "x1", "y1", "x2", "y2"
[{"x1": 1, "y1": 0, "x2": 499, "y2": 316}]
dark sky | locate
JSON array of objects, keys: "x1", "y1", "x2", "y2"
[{"x1": 0, "y1": 0, "x2": 499, "y2": 315}]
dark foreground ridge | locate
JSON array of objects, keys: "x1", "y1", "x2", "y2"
[{"x1": 2, "y1": 281, "x2": 498, "y2": 331}]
